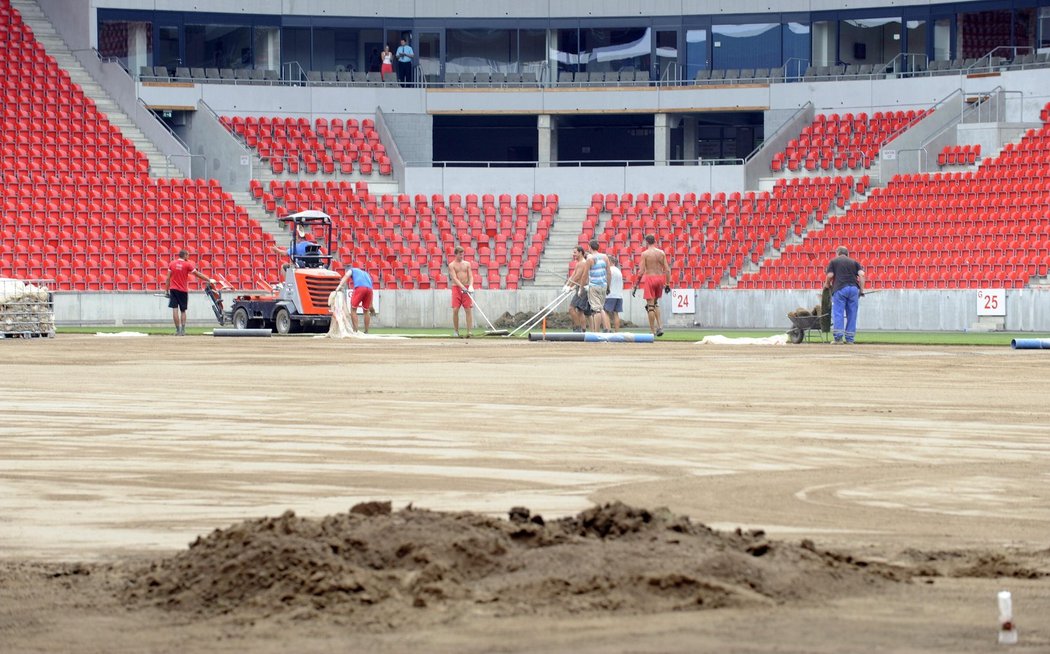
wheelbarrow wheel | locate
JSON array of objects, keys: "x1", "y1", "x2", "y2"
[{"x1": 789, "y1": 327, "x2": 804, "y2": 344}]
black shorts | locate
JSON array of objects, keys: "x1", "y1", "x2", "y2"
[
  {"x1": 168, "y1": 289, "x2": 189, "y2": 311},
  {"x1": 570, "y1": 290, "x2": 592, "y2": 315}
]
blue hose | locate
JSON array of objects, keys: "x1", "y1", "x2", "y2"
[
  {"x1": 528, "y1": 332, "x2": 654, "y2": 343},
  {"x1": 1010, "y1": 338, "x2": 1050, "y2": 349}
]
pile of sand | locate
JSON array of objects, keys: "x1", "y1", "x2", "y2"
[
  {"x1": 492, "y1": 311, "x2": 634, "y2": 330},
  {"x1": 493, "y1": 311, "x2": 573, "y2": 329},
  {"x1": 123, "y1": 502, "x2": 907, "y2": 629}
]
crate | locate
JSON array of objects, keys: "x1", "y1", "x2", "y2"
[{"x1": 0, "y1": 278, "x2": 56, "y2": 339}]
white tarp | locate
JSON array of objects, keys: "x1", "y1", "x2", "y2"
[
  {"x1": 697, "y1": 334, "x2": 789, "y2": 345},
  {"x1": 323, "y1": 290, "x2": 406, "y2": 340},
  {"x1": 95, "y1": 332, "x2": 149, "y2": 338}
]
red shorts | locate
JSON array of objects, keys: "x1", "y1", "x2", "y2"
[
  {"x1": 350, "y1": 287, "x2": 373, "y2": 310},
  {"x1": 643, "y1": 274, "x2": 665, "y2": 300},
  {"x1": 451, "y1": 286, "x2": 473, "y2": 309}
]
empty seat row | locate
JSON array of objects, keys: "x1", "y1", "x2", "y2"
[
  {"x1": 556, "y1": 70, "x2": 651, "y2": 85},
  {"x1": 220, "y1": 115, "x2": 393, "y2": 177},
  {"x1": 693, "y1": 67, "x2": 785, "y2": 84},
  {"x1": 443, "y1": 71, "x2": 539, "y2": 87},
  {"x1": 938, "y1": 144, "x2": 982, "y2": 166}
]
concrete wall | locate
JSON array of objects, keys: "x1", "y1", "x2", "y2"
[
  {"x1": 186, "y1": 102, "x2": 255, "y2": 189},
  {"x1": 747, "y1": 103, "x2": 813, "y2": 188},
  {"x1": 36, "y1": 0, "x2": 91, "y2": 50},
  {"x1": 403, "y1": 163, "x2": 745, "y2": 206},
  {"x1": 54, "y1": 290, "x2": 1050, "y2": 332},
  {"x1": 90, "y1": 1, "x2": 997, "y2": 21},
  {"x1": 383, "y1": 112, "x2": 432, "y2": 167}
]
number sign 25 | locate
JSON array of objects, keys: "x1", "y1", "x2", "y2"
[{"x1": 976, "y1": 289, "x2": 1006, "y2": 317}]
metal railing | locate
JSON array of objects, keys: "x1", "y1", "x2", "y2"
[
  {"x1": 281, "y1": 60, "x2": 307, "y2": 84},
  {"x1": 409, "y1": 158, "x2": 743, "y2": 168},
  {"x1": 744, "y1": 102, "x2": 812, "y2": 164},
  {"x1": 661, "y1": 61, "x2": 683, "y2": 85},
  {"x1": 885, "y1": 52, "x2": 928, "y2": 77}
]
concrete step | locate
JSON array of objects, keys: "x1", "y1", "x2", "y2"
[
  {"x1": 227, "y1": 192, "x2": 285, "y2": 242},
  {"x1": 532, "y1": 206, "x2": 589, "y2": 287}
]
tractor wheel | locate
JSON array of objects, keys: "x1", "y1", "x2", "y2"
[
  {"x1": 232, "y1": 307, "x2": 250, "y2": 330},
  {"x1": 274, "y1": 308, "x2": 294, "y2": 335}
]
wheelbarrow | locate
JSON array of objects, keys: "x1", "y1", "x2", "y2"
[{"x1": 787, "y1": 311, "x2": 830, "y2": 344}]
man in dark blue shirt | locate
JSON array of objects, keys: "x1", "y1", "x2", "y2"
[{"x1": 824, "y1": 245, "x2": 865, "y2": 344}]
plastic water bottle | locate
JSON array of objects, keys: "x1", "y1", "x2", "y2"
[{"x1": 998, "y1": 590, "x2": 1018, "y2": 645}]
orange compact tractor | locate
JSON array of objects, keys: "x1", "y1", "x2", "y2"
[{"x1": 226, "y1": 210, "x2": 342, "y2": 334}]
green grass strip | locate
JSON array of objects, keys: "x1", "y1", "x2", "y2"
[{"x1": 59, "y1": 325, "x2": 1049, "y2": 346}]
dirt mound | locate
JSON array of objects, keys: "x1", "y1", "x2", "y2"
[
  {"x1": 123, "y1": 502, "x2": 907, "y2": 629},
  {"x1": 493, "y1": 310, "x2": 573, "y2": 329},
  {"x1": 492, "y1": 311, "x2": 634, "y2": 330},
  {"x1": 897, "y1": 549, "x2": 1050, "y2": 579}
]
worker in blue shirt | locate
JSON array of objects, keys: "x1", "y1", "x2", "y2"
[{"x1": 336, "y1": 265, "x2": 376, "y2": 333}]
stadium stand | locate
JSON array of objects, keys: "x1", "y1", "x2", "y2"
[
  {"x1": 579, "y1": 177, "x2": 859, "y2": 288},
  {"x1": 770, "y1": 110, "x2": 931, "y2": 172},
  {"x1": 220, "y1": 115, "x2": 393, "y2": 177},
  {"x1": 256, "y1": 181, "x2": 557, "y2": 289},
  {"x1": 0, "y1": 1, "x2": 280, "y2": 290},
  {"x1": 740, "y1": 107, "x2": 1050, "y2": 289},
  {"x1": 5, "y1": 0, "x2": 1050, "y2": 305}
]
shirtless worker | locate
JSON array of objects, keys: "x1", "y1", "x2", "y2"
[
  {"x1": 448, "y1": 246, "x2": 474, "y2": 338},
  {"x1": 633, "y1": 234, "x2": 672, "y2": 337},
  {"x1": 566, "y1": 245, "x2": 590, "y2": 332}
]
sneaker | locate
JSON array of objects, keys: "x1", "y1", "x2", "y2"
[
  {"x1": 656, "y1": 329, "x2": 664, "y2": 337},
  {"x1": 454, "y1": 331, "x2": 461, "y2": 338}
]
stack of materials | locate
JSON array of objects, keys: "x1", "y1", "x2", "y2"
[{"x1": 0, "y1": 279, "x2": 55, "y2": 338}]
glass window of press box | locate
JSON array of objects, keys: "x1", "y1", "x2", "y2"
[
  {"x1": 99, "y1": 4, "x2": 1050, "y2": 79},
  {"x1": 838, "y1": 17, "x2": 902, "y2": 67},
  {"x1": 98, "y1": 19, "x2": 153, "y2": 72},
  {"x1": 185, "y1": 24, "x2": 252, "y2": 69},
  {"x1": 554, "y1": 26, "x2": 652, "y2": 75},
  {"x1": 710, "y1": 22, "x2": 780, "y2": 70},
  {"x1": 445, "y1": 28, "x2": 547, "y2": 76}
]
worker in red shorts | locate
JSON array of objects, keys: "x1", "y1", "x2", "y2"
[
  {"x1": 633, "y1": 234, "x2": 672, "y2": 337},
  {"x1": 335, "y1": 265, "x2": 375, "y2": 333},
  {"x1": 164, "y1": 249, "x2": 214, "y2": 336},
  {"x1": 449, "y1": 246, "x2": 474, "y2": 338}
]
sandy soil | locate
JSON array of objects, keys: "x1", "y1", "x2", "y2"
[{"x1": 1, "y1": 334, "x2": 1049, "y2": 653}]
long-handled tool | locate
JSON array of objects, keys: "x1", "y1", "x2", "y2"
[
  {"x1": 469, "y1": 292, "x2": 510, "y2": 337},
  {"x1": 506, "y1": 286, "x2": 575, "y2": 338}
]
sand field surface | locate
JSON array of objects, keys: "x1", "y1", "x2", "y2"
[{"x1": 1, "y1": 334, "x2": 1048, "y2": 653}]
